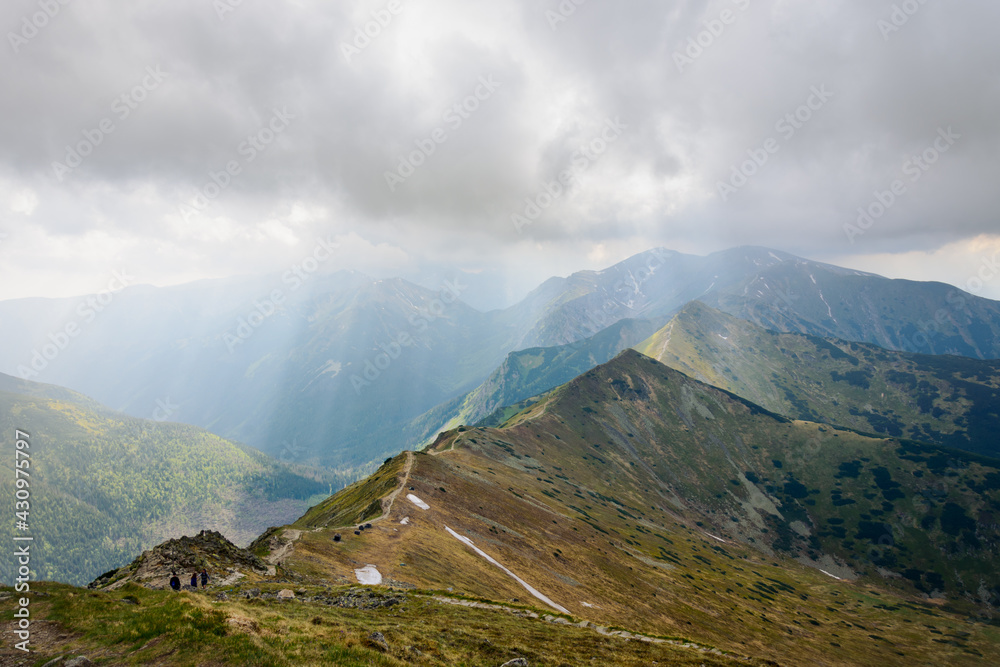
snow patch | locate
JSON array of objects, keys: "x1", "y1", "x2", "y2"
[
  {"x1": 407, "y1": 494, "x2": 430, "y2": 510},
  {"x1": 355, "y1": 565, "x2": 382, "y2": 585},
  {"x1": 819, "y1": 569, "x2": 843, "y2": 581},
  {"x1": 444, "y1": 526, "x2": 570, "y2": 614},
  {"x1": 703, "y1": 532, "x2": 727, "y2": 543},
  {"x1": 318, "y1": 360, "x2": 342, "y2": 377},
  {"x1": 400, "y1": 517, "x2": 410, "y2": 525}
]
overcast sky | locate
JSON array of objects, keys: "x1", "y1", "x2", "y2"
[{"x1": 1, "y1": 0, "x2": 998, "y2": 308}]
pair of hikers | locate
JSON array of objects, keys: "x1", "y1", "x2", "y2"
[{"x1": 169, "y1": 569, "x2": 208, "y2": 590}]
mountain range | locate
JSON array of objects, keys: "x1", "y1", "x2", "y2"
[{"x1": 2, "y1": 246, "x2": 999, "y2": 476}]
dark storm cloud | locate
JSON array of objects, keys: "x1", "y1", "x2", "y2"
[{"x1": 0, "y1": 0, "x2": 998, "y2": 300}]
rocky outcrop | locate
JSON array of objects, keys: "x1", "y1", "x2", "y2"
[{"x1": 88, "y1": 529, "x2": 268, "y2": 590}]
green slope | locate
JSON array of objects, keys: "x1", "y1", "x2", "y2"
[
  {"x1": 637, "y1": 301, "x2": 1000, "y2": 457},
  {"x1": 0, "y1": 376, "x2": 332, "y2": 586},
  {"x1": 406, "y1": 317, "x2": 664, "y2": 446},
  {"x1": 76, "y1": 351, "x2": 1000, "y2": 665},
  {"x1": 490, "y1": 350, "x2": 1000, "y2": 606}
]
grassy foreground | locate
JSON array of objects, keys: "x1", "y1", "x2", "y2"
[{"x1": 0, "y1": 582, "x2": 759, "y2": 666}]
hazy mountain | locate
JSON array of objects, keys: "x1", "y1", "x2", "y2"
[
  {"x1": 500, "y1": 245, "x2": 1000, "y2": 358},
  {"x1": 2, "y1": 246, "x2": 998, "y2": 473},
  {"x1": 0, "y1": 374, "x2": 330, "y2": 586},
  {"x1": 0, "y1": 271, "x2": 514, "y2": 469},
  {"x1": 637, "y1": 301, "x2": 1000, "y2": 457}
]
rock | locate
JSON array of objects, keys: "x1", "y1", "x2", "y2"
[
  {"x1": 277, "y1": 589, "x2": 295, "y2": 599},
  {"x1": 365, "y1": 631, "x2": 390, "y2": 652},
  {"x1": 214, "y1": 592, "x2": 229, "y2": 601},
  {"x1": 500, "y1": 659, "x2": 528, "y2": 667},
  {"x1": 40, "y1": 657, "x2": 66, "y2": 667},
  {"x1": 65, "y1": 659, "x2": 95, "y2": 667},
  {"x1": 88, "y1": 529, "x2": 268, "y2": 590}
]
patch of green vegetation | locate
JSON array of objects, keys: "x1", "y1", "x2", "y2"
[
  {"x1": 294, "y1": 454, "x2": 407, "y2": 529},
  {"x1": 0, "y1": 389, "x2": 331, "y2": 587}
]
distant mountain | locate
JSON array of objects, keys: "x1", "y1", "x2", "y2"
[
  {"x1": 0, "y1": 271, "x2": 514, "y2": 469},
  {"x1": 700, "y1": 250, "x2": 1000, "y2": 359},
  {"x1": 2, "y1": 246, "x2": 998, "y2": 473},
  {"x1": 637, "y1": 301, "x2": 1000, "y2": 457},
  {"x1": 501, "y1": 246, "x2": 1000, "y2": 358},
  {"x1": 246, "y1": 351, "x2": 1000, "y2": 666},
  {"x1": 0, "y1": 374, "x2": 330, "y2": 586}
]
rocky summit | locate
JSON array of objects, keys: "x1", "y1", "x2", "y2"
[{"x1": 88, "y1": 529, "x2": 268, "y2": 591}]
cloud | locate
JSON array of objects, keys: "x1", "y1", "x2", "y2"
[{"x1": 0, "y1": 0, "x2": 998, "y2": 303}]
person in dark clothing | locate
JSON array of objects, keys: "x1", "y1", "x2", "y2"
[
  {"x1": 190, "y1": 572, "x2": 198, "y2": 588},
  {"x1": 169, "y1": 572, "x2": 180, "y2": 591},
  {"x1": 200, "y1": 569, "x2": 208, "y2": 587}
]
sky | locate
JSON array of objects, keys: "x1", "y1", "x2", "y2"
[{"x1": 1, "y1": 0, "x2": 998, "y2": 309}]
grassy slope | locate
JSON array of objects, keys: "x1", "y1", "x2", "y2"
[
  {"x1": 270, "y1": 353, "x2": 1000, "y2": 665},
  {"x1": 0, "y1": 387, "x2": 330, "y2": 587},
  {"x1": 405, "y1": 318, "x2": 663, "y2": 450},
  {"x1": 15, "y1": 352, "x2": 1000, "y2": 665},
  {"x1": 1, "y1": 581, "x2": 757, "y2": 666},
  {"x1": 637, "y1": 301, "x2": 1000, "y2": 457}
]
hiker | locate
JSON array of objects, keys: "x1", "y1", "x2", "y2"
[
  {"x1": 190, "y1": 572, "x2": 198, "y2": 588},
  {"x1": 200, "y1": 569, "x2": 209, "y2": 587},
  {"x1": 169, "y1": 572, "x2": 180, "y2": 591}
]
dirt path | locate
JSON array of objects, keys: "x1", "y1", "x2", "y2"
[
  {"x1": 373, "y1": 450, "x2": 415, "y2": 524},
  {"x1": 264, "y1": 528, "x2": 302, "y2": 574}
]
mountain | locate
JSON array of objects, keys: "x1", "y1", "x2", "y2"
[
  {"x1": 498, "y1": 246, "x2": 1000, "y2": 358},
  {"x1": 637, "y1": 301, "x2": 1000, "y2": 457},
  {"x1": 2, "y1": 246, "x2": 999, "y2": 474},
  {"x1": 210, "y1": 351, "x2": 998, "y2": 665},
  {"x1": 406, "y1": 316, "x2": 666, "y2": 446},
  {"x1": 0, "y1": 271, "x2": 516, "y2": 470},
  {"x1": 699, "y1": 251, "x2": 1000, "y2": 359},
  {"x1": 0, "y1": 374, "x2": 331, "y2": 586}
]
